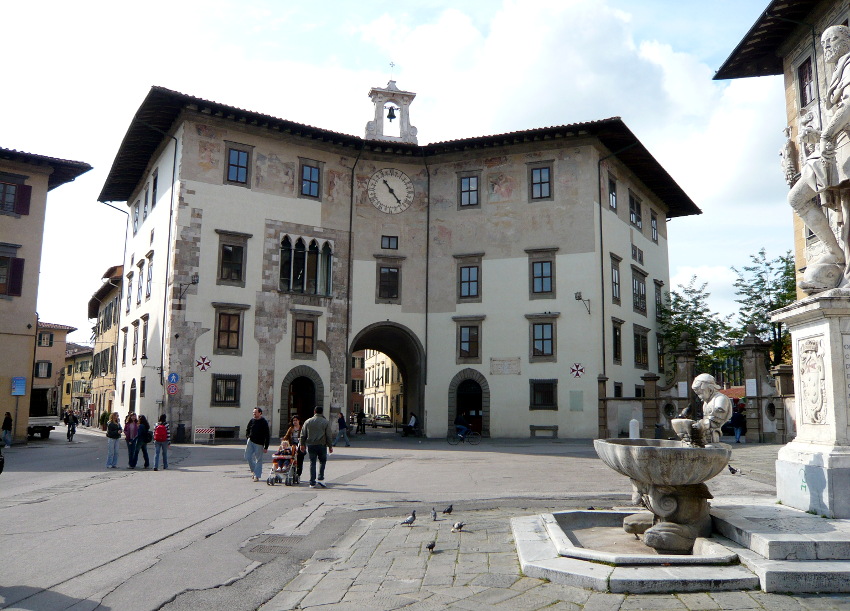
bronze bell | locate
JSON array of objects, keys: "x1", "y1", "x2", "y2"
[{"x1": 387, "y1": 106, "x2": 397, "y2": 122}]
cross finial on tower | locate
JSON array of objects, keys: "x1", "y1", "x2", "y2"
[{"x1": 389, "y1": 61, "x2": 395, "y2": 79}]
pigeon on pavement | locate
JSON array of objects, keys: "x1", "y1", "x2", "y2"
[
  {"x1": 452, "y1": 521, "x2": 465, "y2": 532},
  {"x1": 426, "y1": 540, "x2": 436, "y2": 553},
  {"x1": 728, "y1": 465, "x2": 741, "y2": 475},
  {"x1": 431, "y1": 508, "x2": 437, "y2": 521},
  {"x1": 442, "y1": 504, "x2": 453, "y2": 515},
  {"x1": 401, "y1": 510, "x2": 416, "y2": 526}
]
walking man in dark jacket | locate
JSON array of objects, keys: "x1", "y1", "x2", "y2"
[
  {"x1": 245, "y1": 407, "x2": 270, "y2": 482},
  {"x1": 300, "y1": 406, "x2": 333, "y2": 488}
]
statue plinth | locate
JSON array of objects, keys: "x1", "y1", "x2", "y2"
[{"x1": 772, "y1": 291, "x2": 850, "y2": 518}]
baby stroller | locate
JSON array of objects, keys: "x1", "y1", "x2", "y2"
[{"x1": 267, "y1": 446, "x2": 299, "y2": 486}]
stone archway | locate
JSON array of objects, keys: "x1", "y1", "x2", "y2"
[
  {"x1": 280, "y1": 365, "x2": 325, "y2": 437},
  {"x1": 350, "y1": 321, "x2": 426, "y2": 431},
  {"x1": 448, "y1": 368, "x2": 491, "y2": 437}
]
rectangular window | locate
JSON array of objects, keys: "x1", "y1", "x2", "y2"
[
  {"x1": 136, "y1": 262, "x2": 144, "y2": 303},
  {"x1": 608, "y1": 175, "x2": 617, "y2": 210},
  {"x1": 126, "y1": 275, "x2": 133, "y2": 312},
  {"x1": 532, "y1": 323, "x2": 553, "y2": 356},
  {"x1": 613, "y1": 382, "x2": 623, "y2": 398},
  {"x1": 529, "y1": 379, "x2": 557, "y2": 410},
  {"x1": 798, "y1": 57, "x2": 815, "y2": 107},
  {"x1": 0, "y1": 256, "x2": 24, "y2": 296},
  {"x1": 143, "y1": 185, "x2": 149, "y2": 220},
  {"x1": 151, "y1": 172, "x2": 158, "y2": 210},
  {"x1": 294, "y1": 319, "x2": 315, "y2": 354},
  {"x1": 121, "y1": 382, "x2": 125, "y2": 404},
  {"x1": 146, "y1": 256, "x2": 153, "y2": 298},
  {"x1": 632, "y1": 271, "x2": 647, "y2": 314},
  {"x1": 38, "y1": 332, "x2": 54, "y2": 347},
  {"x1": 217, "y1": 312, "x2": 241, "y2": 350},
  {"x1": 651, "y1": 211, "x2": 658, "y2": 243},
  {"x1": 140, "y1": 377, "x2": 146, "y2": 398},
  {"x1": 351, "y1": 379, "x2": 364, "y2": 393},
  {"x1": 460, "y1": 174, "x2": 479, "y2": 207},
  {"x1": 629, "y1": 193, "x2": 642, "y2": 229},
  {"x1": 631, "y1": 245, "x2": 644, "y2": 265},
  {"x1": 378, "y1": 266, "x2": 399, "y2": 299},
  {"x1": 459, "y1": 325, "x2": 479, "y2": 358},
  {"x1": 212, "y1": 374, "x2": 241, "y2": 406},
  {"x1": 657, "y1": 336, "x2": 665, "y2": 373},
  {"x1": 220, "y1": 244, "x2": 243, "y2": 281},
  {"x1": 35, "y1": 361, "x2": 52, "y2": 378},
  {"x1": 141, "y1": 318, "x2": 149, "y2": 358},
  {"x1": 459, "y1": 265, "x2": 479, "y2": 298},
  {"x1": 300, "y1": 162, "x2": 321, "y2": 198},
  {"x1": 0, "y1": 182, "x2": 17, "y2": 214},
  {"x1": 132, "y1": 323, "x2": 139, "y2": 361},
  {"x1": 634, "y1": 328, "x2": 649, "y2": 369},
  {"x1": 381, "y1": 235, "x2": 398, "y2": 249},
  {"x1": 532, "y1": 261, "x2": 552, "y2": 294},
  {"x1": 133, "y1": 202, "x2": 139, "y2": 234},
  {"x1": 529, "y1": 165, "x2": 552, "y2": 200},
  {"x1": 655, "y1": 281, "x2": 664, "y2": 322},
  {"x1": 227, "y1": 148, "x2": 249, "y2": 184},
  {"x1": 612, "y1": 321, "x2": 622, "y2": 364},
  {"x1": 122, "y1": 328, "x2": 128, "y2": 365},
  {"x1": 611, "y1": 256, "x2": 621, "y2": 304}
]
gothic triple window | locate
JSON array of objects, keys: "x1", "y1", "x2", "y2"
[{"x1": 279, "y1": 236, "x2": 333, "y2": 295}]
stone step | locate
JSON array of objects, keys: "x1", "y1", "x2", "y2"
[{"x1": 712, "y1": 503, "x2": 850, "y2": 560}]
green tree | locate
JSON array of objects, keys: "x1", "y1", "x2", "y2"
[
  {"x1": 731, "y1": 249, "x2": 796, "y2": 366},
  {"x1": 659, "y1": 276, "x2": 733, "y2": 374}
]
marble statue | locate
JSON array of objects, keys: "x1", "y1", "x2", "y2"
[
  {"x1": 691, "y1": 373, "x2": 732, "y2": 445},
  {"x1": 788, "y1": 25, "x2": 850, "y2": 292}
]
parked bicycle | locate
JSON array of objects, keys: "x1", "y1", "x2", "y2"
[{"x1": 447, "y1": 427, "x2": 481, "y2": 445}]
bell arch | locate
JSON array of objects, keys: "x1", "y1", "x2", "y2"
[
  {"x1": 279, "y1": 365, "x2": 325, "y2": 437},
  {"x1": 448, "y1": 368, "x2": 491, "y2": 437}
]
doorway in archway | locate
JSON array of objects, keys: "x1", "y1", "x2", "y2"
[
  {"x1": 289, "y1": 376, "x2": 316, "y2": 424},
  {"x1": 457, "y1": 379, "x2": 483, "y2": 433}
]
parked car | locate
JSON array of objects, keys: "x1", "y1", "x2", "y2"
[{"x1": 371, "y1": 414, "x2": 393, "y2": 428}]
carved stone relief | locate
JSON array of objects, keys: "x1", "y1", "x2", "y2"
[{"x1": 798, "y1": 337, "x2": 827, "y2": 424}]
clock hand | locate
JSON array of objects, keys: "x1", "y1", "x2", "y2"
[{"x1": 383, "y1": 179, "x2": 402, "y2": 204}]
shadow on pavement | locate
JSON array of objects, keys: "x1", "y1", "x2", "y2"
[{"x1": 0, "y1": 585, "x2": 110, "y2": 610}]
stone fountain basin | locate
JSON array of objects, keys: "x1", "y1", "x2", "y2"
[
  {"x1": 594, "y1": 438, "x2": 731, "y2": 486},
  {"x1": 542, "y1": 511, "x2": 738, "y2": 565}
]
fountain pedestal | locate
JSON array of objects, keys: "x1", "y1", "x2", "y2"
[{"x1": 772, "y1": 293, "x2": 850, "y2": 518}]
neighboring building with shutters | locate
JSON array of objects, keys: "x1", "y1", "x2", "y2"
[
  {"x1": 0, "y1": 147, "x2": 90, "y2": 444},
  {"x1": 62, "y1": 343, "x2": 93, "y2": 415},
  {"x1": 88, "y1": 265, "x2": 123, "y2": 425},
  {"x1": 31, "y1": 322, "x2": 77, "y2": 417}
]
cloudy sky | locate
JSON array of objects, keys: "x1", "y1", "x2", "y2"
[{"x1": 2, "y1": 0, "x2": 789, "y2": 344}]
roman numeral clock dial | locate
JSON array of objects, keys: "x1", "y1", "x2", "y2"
[{"x1": 367, "y1": 168, "x2": 414, "y2": 214}]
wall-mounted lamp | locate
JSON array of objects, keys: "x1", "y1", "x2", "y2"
[
  {"x1": 574, "y1": 291, "x2": 591, "y2": 315},
  {"x1": 178, "y1": 272, "x2": 200, "y2": 301},
  {"x1": 140, "y1": 355, "x2": 163, "y2": 373}
]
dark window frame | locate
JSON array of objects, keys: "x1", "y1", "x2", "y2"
[
  {"x1": 526, "y1": 312, "x2": 559, "y2": 363},
  {"x1": 298, "y1": 158, "x2": 323, "y2": 201},
  {"x1": 213, "y1": 302, "x2": 250, "y2": 356},
  {"x1": 611, "y1": 254, "x2": 622, "y2": 304},
  {"x1": 211, "y1": 373, "x2": 241, "y2": 407},
  {"x1": 526, "y1": 247, "x2": 558, "y2": 300},
  {"x1": 528, "y1": 162, "x2": 554, "y2": 201},
  {"x1": 216, "y1": 230, "x2": 252, "y2": 288},
  {"x1": 458, "y1": 170, "x2": 482, "y2": 208},
  {"x1": 798, "y1": 56, "x2": 815, "y2": 108},
  {"x1": 632, "y1": 267, "x2": 647, "y2": 315},
  {"x1": 291, "y1": 309, "x2": 321, "y2": 360},
  {"x1": 529, "y1": 379, "x2": 558, "y2": 410},
  {"x1": 381, "y1": 235, "x2": 398, "y2": 250},
  {"x1": 453, "y1": 315, "x2": 484, "y2": 365},
  {"x1": 608, "y1": 174, "x2": 617, "y2": 210},
  {"x1": 612, "y1": 318, "x2": 623, "y2": 364},
  {"x1": 225, "y1": 143, "x2": 252, "y2": 186},
  {"x1": 634, "y1": 325, "x2": 650, "y2": 369},
  {"x1": 629, "y1": 192, "x2": 643, "y2": 230}
]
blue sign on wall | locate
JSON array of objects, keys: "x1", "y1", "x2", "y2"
[
  {"x1": 11, "y1": 377, "x2": 26, "y2": 396},
  {"x1": 167, "y1": 373, "x2": 179, "y2": 384}
]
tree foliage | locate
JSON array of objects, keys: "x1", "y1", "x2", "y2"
[
  {"x1": 731, "y1": 249, "x2": 796, "y2": 366},
  {"x1": 659, "y1": 276, "x2": 733, "y2": 374}
]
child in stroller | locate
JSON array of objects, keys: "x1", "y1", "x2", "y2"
[{"x1": 267, "y1": 440, "x2": 298, "y2": 486}]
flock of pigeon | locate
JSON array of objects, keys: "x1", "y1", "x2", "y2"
[{"x1": 400, "y1": 504, "x2": 465, "y2": 554}]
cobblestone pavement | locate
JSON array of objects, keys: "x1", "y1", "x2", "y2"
[{"x1": 259, "y1": 442, "x2": 850, "y2": 611}]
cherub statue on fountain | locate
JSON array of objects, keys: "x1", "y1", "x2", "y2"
[{"x1": 691, "y1": 373, "x2": 732, "y2": 445}]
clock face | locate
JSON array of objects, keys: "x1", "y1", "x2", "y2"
[{"x1": 367, "y1": 168, "x2": 414, "y2": 214}]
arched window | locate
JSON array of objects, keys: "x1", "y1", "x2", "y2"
[
  {"x1": 280, "y1": 236, "x2": 292, "y2": 291},
  {"x1": 292, "y1": 239, "x2": 306, "y2": 293},
  {"x1": 321, "y1": 242, "x2": 333, "y2": 295},
  {"x1": 306, "y1": 240, "x2": 320, "y2": 294}
]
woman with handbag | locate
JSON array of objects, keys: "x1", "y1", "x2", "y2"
[
  {"x1": 134, "y1": 415, "x2": 152, "y2": 469},
  {"x1": 105, "y1": 412, "x2": 123, "y2": 469}
]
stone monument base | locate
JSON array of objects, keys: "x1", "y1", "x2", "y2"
[
  {"x1": 771, "y1": 292, "x2": 850, "y2": 519},
  {"x1": 776, "y1": 440, "x2": 850, "y2": 518}
]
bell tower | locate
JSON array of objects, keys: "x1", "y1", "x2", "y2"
[{"x1": 365, "y1": 80, "x2": 418, "y2": 144}]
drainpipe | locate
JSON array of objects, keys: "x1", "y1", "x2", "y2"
[
  {"x1": 345, "y1": 143, "x2": 364, "y2": 402},
  {"x1": 422, "y1": 150, "x2": 431, "y2": 386},
  {"x1": 596, "y1": 142, "x2": 638, "y2": 378}
]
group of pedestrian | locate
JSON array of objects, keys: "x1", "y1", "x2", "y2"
[
  {"x1": 105, "y1": 412, "x2": 170, "y2": 470},
  {"x1": 244, "y1": 406, "x2": 335, "y2": 488}
]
